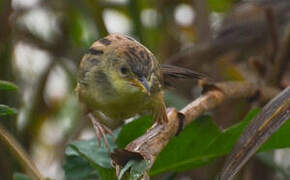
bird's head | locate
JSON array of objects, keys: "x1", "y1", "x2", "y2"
[{"x1": 76, "y1": 33, "x2": 161, "y2": 105}]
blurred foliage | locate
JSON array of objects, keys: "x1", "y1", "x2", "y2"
[
  {"x1": 0, "y1": 0, "x2": 289, "y2": 179},
  {"x1": 0, "y1": 80, "x2": 19, "y2": 91},
  {"x1": 0, "y1": 81, "x2": 18, "y2": 116},
  {"x1": 0, "y1": 104, "x2": 17, "y2": 116},
  {"x1": 13, "y1": 173, "x2": 32, "y2": 180}
]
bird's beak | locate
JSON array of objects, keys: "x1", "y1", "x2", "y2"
[{"x1": 132, "y1": 76, "x2": 151, "y2": 95}]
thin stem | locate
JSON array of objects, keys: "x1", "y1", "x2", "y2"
[{"x1": 0, "y1": 123, "x2": 44, "y2": 180}]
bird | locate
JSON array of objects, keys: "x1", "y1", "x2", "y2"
[{"x1": 75, "y1": 33, "x2": 205, "y2": 147}]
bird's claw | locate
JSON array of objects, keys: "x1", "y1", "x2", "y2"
[{"x1": 88, "y1": 113, "x2": 114, "y2": 150}]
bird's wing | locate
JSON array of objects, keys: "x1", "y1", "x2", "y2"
[{"x1": 160, "y1": 64, "x2": 206, "y2": 87}]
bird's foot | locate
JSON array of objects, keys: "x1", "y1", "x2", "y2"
[{"x1": 88, "y1": 113, "x2": 114, "y2": 150}]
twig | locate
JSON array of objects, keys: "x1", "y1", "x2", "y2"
[
  {"x1": 193, "y1": 0, "x2": 212, "y2": 43},
  {"x1": 267, "y1": 26, "x2": 290, "y2": 87},
  {"x1": 0, "y1": 124, "x2": 44, "y2": 180},
  {"x1": 168, "y1": 1, "x2": 290, "y2": 69},
  {"x1": 264, "y1": 7, "x2": 279, "y2": 63},
  {"x1": 112, "y1": 81, "x2": 280, "y2": 179},
  {"x1": 219, "y1": 86, "x2": 290, "y2": 180}
]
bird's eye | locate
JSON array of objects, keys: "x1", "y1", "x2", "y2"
[{"x1": 120, "y1": 66, "x2": 129, "y2": 75}]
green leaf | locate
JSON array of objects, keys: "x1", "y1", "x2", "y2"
[
  {"x1": 0, "y1": 104, "x2": 17, "y2": 116},
  {"x1": 64, "y1": 108, "x2": 290, "y2": 178},
  {"x1": 260, "y1": 117, "x2": 290, "y2": 151},
  {"x1": 116, "y1": 111, "x2": 259, "y2": 176},
  {"x1": 116, "y1": 115, "x2": 153, "y2": 148},
  {"x1": 151, "y1": 115, "x2": 222, "y2": 175},
  {"x1": 150, "y1": 108, "x2": 290, "y2": 176},
  {"x1": 64, "y1": 131, "x2": 119, "y2": 180},
  {"x1": 63, "y1": 147, "x2": 98, "y2": 180},
  {"x1": 0, "y1": 80, "x2": 18, "y2": 91},
  {"x1": 13, "y1": 173, "x2": 32, "y2": 180},
  {"x1": 151, "y1": 111, "x2": 259, "y2": 175},
  {"x1": 203, "y1": 109, "x2": 260, "y2": 157},
  {"x1": 118, "y1": 160, "x2": 150, "y2": 180},
  {"x1": 129, "y1": 160, "x2": 150, "y2": 180}
]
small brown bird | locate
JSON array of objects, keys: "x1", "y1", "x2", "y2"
[{"x1": 76, "y1": 33, "x2": 204, "y2": 147}]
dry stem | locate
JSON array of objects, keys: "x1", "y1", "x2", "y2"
[{"x1": 0, "y1": 124, "x2": 44, "y2": 180}]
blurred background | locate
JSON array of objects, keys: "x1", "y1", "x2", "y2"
[{"x1": 0, "y1": 0, "x2": 290, "y2": 179}]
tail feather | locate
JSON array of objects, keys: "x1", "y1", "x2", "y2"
[{"x1": 160, "y1": 64, "x2": 207, "y2": 87}]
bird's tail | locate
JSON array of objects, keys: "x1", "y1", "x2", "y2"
[{"x1": 160, "y1": 64, "x2": 208, "y2": 87}]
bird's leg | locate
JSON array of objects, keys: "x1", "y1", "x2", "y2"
[
  {"x1": 155, "y1": 102, "x2": 169, "y2": 124},
  {"x1": 88, "y1": 113, "x2": 114, "y2": 149}
]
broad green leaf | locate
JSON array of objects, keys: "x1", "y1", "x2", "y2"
[
  {"x1": 151, "y1": 111, "x2": 258, "y2": 175},
  {"x1": 203, "y1": 109, "x2": 260, "y2": 157},
  {"x1": 151, "y1": 115, "x2": 222, "y2": 175},
  {"x1": 150, "y1": 108, "x2": 290, "y2": 176},
  {"x1": 13, "y1": 173, "x2": 32, "y2": 180},
  {"x1": 0, "y1": 104, "x2": 17, "y2": 116},
  {"x1": 63, "y1": 147, "x2": 98, "y2": 180},
  {"x1": 260, "y1": 117, "x2": 290, "y2": 151},
  {"x1": 116, "y1": 115, "x2": 153, "y2": 148},
  {"x1": 0, "y1": 80, "x2": 18, "y2": 91},
  {"x1": 69, "y1": 140, "x2": 112, "y2": 168},
  {"x1": 64, "y1": 131, "x2": 119, "y2": 180},
  {"x1": 115, "y1": 112, "x2": 259, "y2": 176}
]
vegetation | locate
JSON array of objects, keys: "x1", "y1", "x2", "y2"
[{"x1": 0, "y1": 0, "x2": 289, "y2": 179}]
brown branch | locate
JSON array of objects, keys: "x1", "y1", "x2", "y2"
[
  {"x1": 264, "y1": 7, "x2": 279, "y2": 63},
  {"x1": 112, "y1": 81, "x2": 280, "y2": 178},
  {"x1": 193, "y1": 0, "x2": 212, "y2": 43}
]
